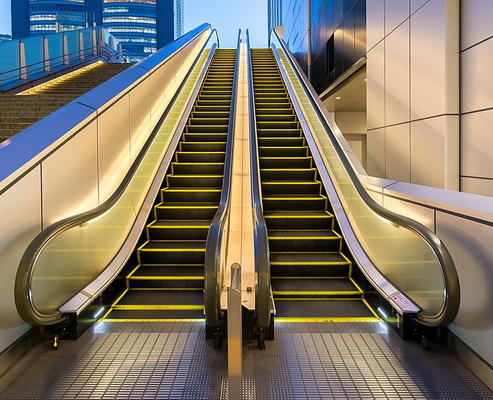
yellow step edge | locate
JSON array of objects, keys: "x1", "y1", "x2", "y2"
[
  {"x1": 138, "y1": 248, "x2": 205, "y2": 253},
  {"x1": 275, "y1": 298, "x2": 364, "y2": 301},
  {"x1": 273, "y1": 291, "x2": 362, "y2": 296},
  {"x1": 130, "y1": 287, "x2": 203, "y2": 291},
  {"x1": 265, "y1": 213, "x2": 334, "y2": 218},
  {"x1": 129, "y1": 276, "x2": 204, "y2": 280},
  {"x1": 275, "y1": 317, "x2": 381, "y2": 323},
  {"x1": 112, "y1": 305, "x2": 204, "y2": 310},
  {"x1": 102, "y1": 319, "x2": 206, "y2": 323}
]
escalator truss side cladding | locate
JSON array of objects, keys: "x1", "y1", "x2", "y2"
[
  {"x1": 251, "y1": 48, "x2": 379, "y2": 323},
  {"x1": 102, "y1": 49, "x2": 237, "y2": 323}
]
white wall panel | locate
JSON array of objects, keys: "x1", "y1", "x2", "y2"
[
  {"x1": 438, "y1": 212, "x2": 493, "y2": 368},
  {"x1": 384, "y1": 0, "x2": 409, "y2": 35},
  {"x1": 410, "y1": 0, "x2": 447, "y2": 120},
  {"x1": 383, "y1": 195, "x2": 435, "y2": 231},
  {"x1": 42, "y1": 121, "x2": 99, "y2": 226},
  {"x1": 385, "y1": 21, "x2": 409, "y2": 125},
  {"x1": 461, "y1": 39, "x2": 493, "y2": 113},
  {"x1": 0, "y1": 168, "x2": 42, "y2": 352},
  {"x1": 386, "y1": 123, "x2": 410, "y2": 182},
  {"x1": 366, "y1": 0, "x2": 385, "y2": 50},
  {"x1": 461, "y1": 177, "x2": 493, "y2": 198},
  {"x1": 98, "y1": 94, "x2": 131, "y2": 203},
  {"x1": 461, "y1": 109, "x2": 493, "y2": 180},
  {"x1": 367, "y1": 128, "x2": 386, "y2": 177},
  {"x1": 129, "y1": 79, "x2": 151, "y2": 164},
  {"x1": 149, "y1": 64, "x2": 166, "y2": 129},
  {"x1": 411, "y1": 117, "x2": 445, "y2": 188},
  {"x1": 367, "y1": 41, "x2": 385, "y2": 129},
  {"x1": 461, "y1": 0, "x2": 493, "y2": 50}
]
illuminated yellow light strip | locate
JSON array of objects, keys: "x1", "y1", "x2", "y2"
[
  {"x1": 269, "y1": 236, "x2": 340, "y2": 240},
  {"x1": 273, "y1": 291, "x2": 362, "y2": 296},
  {"x1": 110, "y1": 289, "x2": 129, "y2": 307},
  {"x1": 129, "y1": 276, "x2": 203, "y2": 280},
  {"x1": 138, "y1": 248, "x2": 205, "y2": 252},
  {"x1": 275, "y1": 317, "x2": 381, "y2": 323},
  {"x1": 103, "y1": 319, "x2": 206, "y2": 323},
  {"x1": 275, "y1": 298, "x2": 364, "y2": 301},
  {"x1": 113, "y1": 305, "x2": 204, "y2": 310},
  {"x1": 130, "y1": 288, "x2": 203, "y2": 291},
  {"x1": 362, "y1": 298, "x2": 380, "y2": 319}
]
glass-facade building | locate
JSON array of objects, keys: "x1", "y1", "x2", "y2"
[
  {"x1": 102, "y1": 0, "x2": 158, "y2": 61},
  {"x1": 12, "y1": 0, "x2": 184, "y2": 61},
  {"x1": 29, "y1": 0, "x2": 87, "y2": 36}
]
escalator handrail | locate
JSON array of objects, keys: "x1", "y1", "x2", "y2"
[
  {"x1": 204, "y1": 30, "x2": 242, "y2": 327},
  {"x1": 15, "y1": 25, "x2": 218, "y2": 326},
  {"x1": 269, "y1": 28, "x2": 460, "y2": 326},
  {"x1": 245, "y1": 30, "x2": 271, "y2": 329}
]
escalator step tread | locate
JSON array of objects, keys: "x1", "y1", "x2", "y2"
[
  {"x1": 272, "y1": 278, "x2": 359, "y2": 292},
  {"x1": 270, "y1": 252, "x2": 349, "y2": 264},
  {"x1": 269, "y1": 230, "x2": 339, "y2": 239},
  {"x1": 131, "y1": 265, "x2": 204, "y2": 277},
  {"x1": 265, "y1": 211, "x2": 332, "y2": 217},
  {"x1": 149, "y1": 220, "x2": 211, "y2": 228},
  {"x1": 116, "y1": 289, "x2": 203, "y2": 305},
  {"x1": 105, "y1": 309, "x2": 205, "y2": 320},
  {"x1": 140, "y1": 241, "x2": 206, "y2": 251},
  {"x1": 275, "y1": 299, "x2": 375, "y2": 318}
]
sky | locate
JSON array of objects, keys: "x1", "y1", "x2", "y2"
[
  {"x1": 0, "y1": 0, "x2": 10, "y2": 35},
  {"x1": 184, "y1": 0, "x2": 268, "y2": 48},
  {"x1": 0, "y1": 0, "x2": 269, "y2": 47}
]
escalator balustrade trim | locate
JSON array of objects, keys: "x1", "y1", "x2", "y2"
[
  {"x1": 251, "y1": 48, "x2": 380, "y2": 323},
  {"x1": 101, "y1": 49, "x2": 237, "y2": 323}
]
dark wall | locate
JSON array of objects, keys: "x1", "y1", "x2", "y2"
[
  {"x1": 157, "y1": 0, "x2": 174, "y2": 49},
  {"x1": 310, "y1": 0, "x2": 366, "y2": 93},
  {"x1": 277, "y1": 0, "x2": 366, "y2": 94},
  {"x1": 11, "y1": 0, "x2": 30, "y2": 39},
  {"x1": 85, "y1": 0, "x2": 103, "y2": 27}
]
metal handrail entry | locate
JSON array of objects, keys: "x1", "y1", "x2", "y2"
[
  {"x1": 269, "y1": 28, "x2": 460, "y2": 327},
  {"x1": 204, "y1": 29, "x2": 242, "y2": 328},
  {"x1": 245, "y1": 29, "x2": 272, "y2": 333},
  {"x1": 14, "y1": 24, "x2": 218, "y2": 326}
]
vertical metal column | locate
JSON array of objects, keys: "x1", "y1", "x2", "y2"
[
  {"x1": 228, "y1": 263, "x2": 242, "y2": 399},
  {"x1": 19, "y1": 42, "x2": 27, "y2": 80}
]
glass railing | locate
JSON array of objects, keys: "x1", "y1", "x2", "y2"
[
  {"x1": 15, "y1": 25, "x2": 218, "y2": 325},
  {"x1": 0, "y1": 27, "x2": 122, "y2": 90},
  {"x1": 269, "y1": 29, "x2": 460, "y2": 326}
]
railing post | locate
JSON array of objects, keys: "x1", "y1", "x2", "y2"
[
  {"x1": 63, "y1": 34, "x2": 69, "y2": 65},
  {"x1": 19, "y1": 41, "x2": 27, "y2": 80},
  {"x1": 79, "y1": 31, "x2": 84, "y2": 60},
  {"x1": 43, "y1": 38, "x2": 51, "y2": 71},
  {"x1": 92, "y1": 28, "x2": 97, "y2": 55},
  {"x1": 228, "y1": 263, "x2": 242, "y2": 399}
]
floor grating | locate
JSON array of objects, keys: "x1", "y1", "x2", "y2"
[{"x1": 0, "y1": 322, "x2": 492, "y2": 399}]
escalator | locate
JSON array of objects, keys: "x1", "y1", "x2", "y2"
[
  {"x1": 251, "y1": 49, "x2": 379, "y2": 322},
  {"x1": 102, "y1": 49, "x2": 236, "y2": 322}
]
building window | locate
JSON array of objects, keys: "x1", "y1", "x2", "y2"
[{"x1": 327, "y1": 34, "x2": 335, "y2": 74}]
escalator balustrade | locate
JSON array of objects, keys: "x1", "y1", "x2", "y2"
[
  {"x1": 251, "y1": 49, "x2": 379, "y2": 322},
  {"x1": 102, "y1": 49, "x2": 237, "y2": 322}
]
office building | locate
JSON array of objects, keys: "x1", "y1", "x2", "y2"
[{"x1": 11, "y1": 0, "x2": 184, "y2": 61}]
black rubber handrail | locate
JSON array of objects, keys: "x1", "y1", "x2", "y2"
[
  {"x1": 270, "y1": 28, "x2": 460, "y2": 326},
  {"x1": 246, "y1": 30, "x2": 271, "y2": 330},
  {"x1": 204, "y1": 30, "x2": 242, "y2": 327},
  {"x1": 14, "y1": 24, "x2": 217, "y2": 325}
]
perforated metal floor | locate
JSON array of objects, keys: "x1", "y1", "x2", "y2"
[{"x1": 0, "y1": 322, "x2": 491, "y2": 399}]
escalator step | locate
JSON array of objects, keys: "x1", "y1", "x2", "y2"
[
  {"x1": 268, "y1": 230, "x2": 342, "y2": 252},
  {"x1": 104, "y1": 309, "x2": 205, "y2": 321},
  {"x1": 262, "y1": 181, "x2": 321, "y2": 195},
  {"x1": 115, "y1": 289, "x2": 204, "y2": 306},
  {"x1": 160, "y1": 187, "x2": 221, "y2": 202},
  {"x1": 274, "y1": 299, "x2": 377, "y2": 320}
]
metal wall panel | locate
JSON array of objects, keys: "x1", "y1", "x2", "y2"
[
  {"x1": 98, "y1": 94, "x2": 131, "y2": 203},
  {"x1": 0, "y1": 168, "x2": 41, "y2": 349},
  {"x1": 42, "y1": 121, "x2": 99, "y2": 226}
]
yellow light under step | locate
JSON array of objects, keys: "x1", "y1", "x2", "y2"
[{"x1": 275, "y1": 317, "x2": 381, "y2": 323}]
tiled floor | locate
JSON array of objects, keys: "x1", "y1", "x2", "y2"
[{"x1": 0, "y1": 321, "x2": 491, "y2": 399}]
